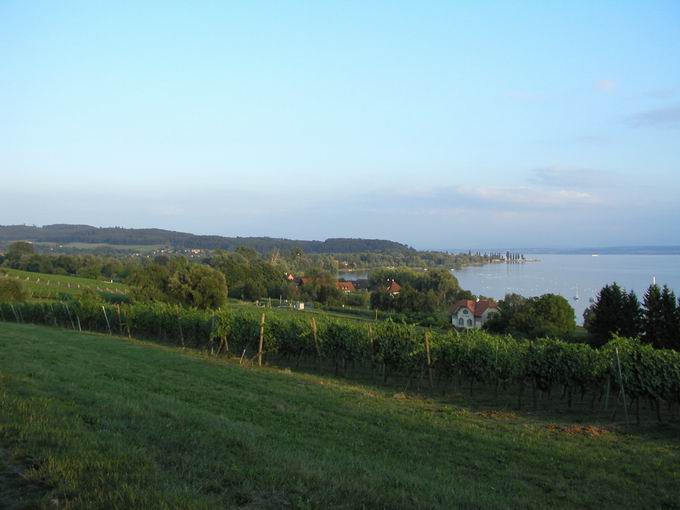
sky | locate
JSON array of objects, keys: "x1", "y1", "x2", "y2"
[{"x1": 1, "y1": 1, "x2": 679, "y2": 249}]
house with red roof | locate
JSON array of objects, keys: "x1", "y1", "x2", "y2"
[
  {"x1": 336, "y1": 281, "x2": 356, "y2": 293},
  {"x1": 386, "y1": 280, "x2": 401, "y2": 296},
  {"x1": 451, "y1": 299, "x2": 500, "y2": 329}
]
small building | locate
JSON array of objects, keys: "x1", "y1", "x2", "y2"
[
  {"x1": 336, "y1": 281, "x2": 356, "y2": 293},
  {"x1": 451, "y1": 299, "x2": 500, "y2": 329},
  {"x1": 387, "y1": 280, "x2": 401, "y2": 296},
  {"x1": 293, "y1": 301, "x2": 305, "y2": 310}
]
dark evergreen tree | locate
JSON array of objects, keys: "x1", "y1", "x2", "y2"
[
  {"x1": 586, "y1": 283, "x2": 626, "y2": 342},
  {"x1": 620, "y1": 290, "x2": 643, "y2": 338},
  {"x1": 643, "y1": 284, "x2": 664, "y2": 348},
  {"x1": 659, "y1": 286, "x2": 680, "y2": 349}
]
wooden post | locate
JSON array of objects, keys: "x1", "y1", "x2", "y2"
[
  {"x1": 177, "y1": 315, "x2": 185, "y2": 348},
  {"x1": 116, "y1": 304, "x2": 123, "y2": 335},
  {"x1": 615, "y1": 348, "x2": 630, "y2": 427},
  {"x1": 49, "y1": 304, "x2": 57, "y2": 327},
  {"x1": 424, "y1": 331, "x2": 434, "y2": 390},
  {"x1": 258, "y1": 313, "x2": 265, "y2": 366},
  {"x1": 10, "y1": 304, "x2": 20, "y2": 323},
  {"x1": 64, "y1": 303, "x2": 75, "y2": 330},
  {"x1": 311, "y1": 318, "x2": 321, "y2": 361},
  {"x1": 603, "y1": 374, "x2": 611, "y2": 412},
  {"x1": 102, "y1": 306, "x2": 112, "y2": 335},
  {"x1": 76, "y1": 314, "x2": 82, "y2": 332}
]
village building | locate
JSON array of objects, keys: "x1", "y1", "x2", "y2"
[
  {"x1": 336, "y1": 281, "x2": 356, "y2": 293},
  {"x1": 451, "y1": 299, "x2": 500, "y2": 329},
  {"x1": 387, "y1": 280, "x2": 401, "y2": 296}
]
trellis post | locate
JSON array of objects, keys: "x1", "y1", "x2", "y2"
[{"x1": 258, "y1": 313, "x2": 265, "y2": 366}]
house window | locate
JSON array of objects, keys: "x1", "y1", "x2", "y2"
[
  {"x1": 458, "y1": 318, "x2": 464, "y2": 326},
  {"x1": 467, "y1": 319, "x2": 472, "y2": 326},
  {"x1": 463, "y1": 309, "x2": 468, "y2": 315}
]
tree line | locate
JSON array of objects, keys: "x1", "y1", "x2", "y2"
[
  {"x1": 484, "y1": 293, "x2": 577, "y2": 339},
  {"x1": 0, "y1": 224, "x2": 412, "y2": 253},
  {"x1": 584, "y1": 282, "x2": 680, "y2": 349}
]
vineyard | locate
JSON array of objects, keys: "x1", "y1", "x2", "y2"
[
  {"x1": 2, "y1": 300, "x2": 680, "y2": 424},
  {"x1": 0, "y1": 268, "x2": 129, "y2": 300}
]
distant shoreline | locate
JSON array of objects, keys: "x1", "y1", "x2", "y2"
[{"x1": 442, "y1": 247, "x2": 680, "y2": 256}]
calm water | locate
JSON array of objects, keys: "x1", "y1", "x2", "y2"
[
  {"x1": 452, "y1": 255, "x2": 680, "y2": 323},
  {"x1": 340, "y1": 255, "x2": 680, "y2": 324}
]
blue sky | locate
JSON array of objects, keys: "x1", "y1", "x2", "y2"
[{"x1": 1, "y1": 1, "x2": 679, "y2": 249}]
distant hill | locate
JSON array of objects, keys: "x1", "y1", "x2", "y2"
[{"x1": 0, "y1": 224, "x2": 413, "y2": 254}]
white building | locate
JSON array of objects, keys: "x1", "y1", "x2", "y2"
[{"x1": 451, "y1": 299, "x2": 500, "y2": 329}]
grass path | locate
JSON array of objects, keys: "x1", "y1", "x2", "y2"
[{"x1": 0, "y1": 323, "x2": 679, "y2": 509}]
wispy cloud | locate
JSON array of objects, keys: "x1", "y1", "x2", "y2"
[
  {"x1": 531, "y1": 167, "x2": 613, "y2": 189},
  {"x1": 382, "y1": 184, "x2": 601, "y2": 213},
  {"x1": 643, "y1": 87, "x2": 678, "y2": 100},
  {"x1": 439, "y1": 185, "x2": 599, "y2": 210},
  {"x1": 626, "y1": 105, "x2": 680, "y2": 129},
  {"x1": 596, "y1": 79, "x2": 617, "y2": 93}
]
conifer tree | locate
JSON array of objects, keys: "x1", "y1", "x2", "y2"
[
  {"x1": 659, "y1": 286, "x2": 680, "y2": 349},
  {"x1": 643, "y1": 284, "x2": 664, "y2": 348},
  {"x1": 586, "y1": 283, "x2": 626, "y2": 341},
  {"x1": 621, "y1": 290, "x2": 643, "y2": 338}
]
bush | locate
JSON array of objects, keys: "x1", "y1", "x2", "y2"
[{"x1": 0, "y1": 278, "x2": 31, "y2": 302}]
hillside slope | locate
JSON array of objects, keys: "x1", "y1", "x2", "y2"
[
  {"x1": 0, "y1": 323, "x2": 678, "y2": 509},
  {"x1": 0, "y1": 224, "x2": 412, "y2": 254}
]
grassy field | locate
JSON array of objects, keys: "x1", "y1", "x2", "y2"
[
  {"x1": 1, "y1": 323, "x2": 679, "y2": 509},
  {"x1": 0, "y1": 269, "x2": 129, "y2": 300}
]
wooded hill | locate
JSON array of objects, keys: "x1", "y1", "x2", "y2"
[{"x1": 0, "y1": 224, "x2": 413, "y2": 254}]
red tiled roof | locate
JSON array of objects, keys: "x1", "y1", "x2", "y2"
[
  {"x1": 387, "y1": 281, "x2": 401, "y2": 293},
  {"x1": 336, "y1": 281, "x2": 356, "y2": 292},
  {"x1": 451, "y1": 299, "x2": 499, "y2": 317}
]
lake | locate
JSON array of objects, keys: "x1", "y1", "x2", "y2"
[
  {"x1": 452, "y1": 254, "x2": 680, "y2": 323},
  {"x1": 340, "y1": 255, "x2": 680, "y2": 324}
]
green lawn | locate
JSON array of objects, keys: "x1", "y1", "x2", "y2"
[
  {"x1": 0, "y1": 323, "x2": 679, "y2": 509},
  {"x1": 0, "y1": 268, "x2": 129, "y2": 300}
]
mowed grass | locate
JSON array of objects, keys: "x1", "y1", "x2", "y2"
[
  {"x1": 0, "y1": 324, "x2": 679, "y2": 509},
  {"x1": 0, "y1": 269, "x2": 129, "y2": 300}
]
